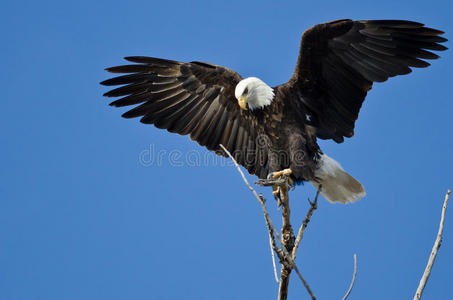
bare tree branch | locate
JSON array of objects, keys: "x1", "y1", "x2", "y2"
[
  {"x1": 413, "y1": 189, "x2": 450, "y2": 300},
  {"x1": 275, "y1": 185, "x2": 317, "y2": 300},
  {"x1": 269, "y1": 231, "x2": 280, "y2": 283},
  {"x1": 292, "y1": 266, "x2": 317, "y2": 300},
  {"x1": 218, "y1": 145, "x2": 284, "y2": 262},
  {"x1": 277, "y1": 183, "x2": 295, "y2": 300},
  {"x1": 342, "y1": 253, "x2": 358, "y2": 300},
  {"x1": 219, "y1": 145, "x2": 285, "y2": 258},
  {"x1": 220, "y1": 144, "x2": 450, "y2": 300},
  {"x1": 220, "y1": 144, "x2": 315, "y2": 300},
  {"x1": 292, "y1": 188, "x2": 321, "y2": 259}
]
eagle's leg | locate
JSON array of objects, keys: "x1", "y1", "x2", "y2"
[
  {"x1": 256, "y1": 168, "x2": 293, "y2": 206},
  {"x1": 269, "y1": 168, "x2": 293, "y2": 206}
]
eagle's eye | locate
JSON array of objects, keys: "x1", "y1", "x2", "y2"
[{"x1": 243, "y1": 87, "x2": 248, "y2": 95}]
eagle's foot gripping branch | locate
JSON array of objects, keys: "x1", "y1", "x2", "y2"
[
  {"x1": 257, "y1": 168, "x2": 294, "y2": 206},
  {"x1": 257, "y1": 168, "x2": 293, "y2": 187}
]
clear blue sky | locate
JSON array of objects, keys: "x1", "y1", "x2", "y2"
[{"x1": 1, "y1": 0, "x2": 452, "y2": 299}]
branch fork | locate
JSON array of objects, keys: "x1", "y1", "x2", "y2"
[{"x1": 219, "y1": 144, "x2": 449, "y2": 300}]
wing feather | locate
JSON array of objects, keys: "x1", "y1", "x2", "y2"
[
  {"x1": 286, "y1": 19, "x2": 447, "y2": 142},
  {"x1": 101, "y1": 57, "x2": 268, "y2": 177}
]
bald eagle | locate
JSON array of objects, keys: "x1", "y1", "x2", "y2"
[{"x1": 101, "y1": 19, "x2": 447, "y2": 203}]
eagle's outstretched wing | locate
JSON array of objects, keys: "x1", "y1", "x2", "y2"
[
  {"x1": 286, "y1": 19, "x2": 447, "y2": 143},
  {"x1": 101, "y1": 57, "x2": 269, "y2": 178}
]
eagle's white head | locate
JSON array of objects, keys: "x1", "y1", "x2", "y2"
[{"x1": 235, "y1": 77, "x2": 274, "y2": 111}]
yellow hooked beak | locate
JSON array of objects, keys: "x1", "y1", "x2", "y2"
[{"x1": 238, "y1": 96, "x2": 248, "y2": 110}]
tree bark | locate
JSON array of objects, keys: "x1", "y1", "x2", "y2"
[{"x1": 277, "y1": 184, "x2": 295, "y2": 300}]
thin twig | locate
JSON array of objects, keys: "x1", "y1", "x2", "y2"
[
  {"x1": 342, "y1": 254, "x2": 358, "y2": 300},
  {"x1": 277, "y1": 241, "x2": 316, "y2": 300},
  {"x1": 293, "y1": 266, "x2": 316, "y2": 300},
  {"x1": 269, "y1": 231, "x2": 279, "y2": 283},
  {"x1": 220, "y1": 144, "x2": 315, "y2": 300},
  {"x1": 220, "y1": 145, "x2": 285, "y2": 254},
  {"x1": 413, "y1": 189, "x2": 450, "y2": 300},
  {"x1": 219, "y1": 145, "x2": 284, "y2": 260},
  {"x1": 292, "y1": 188, "x2": 321, "y2": 259}
]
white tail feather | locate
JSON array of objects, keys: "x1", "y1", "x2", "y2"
[{"x1": 309, "y1": 154, "x2": 366, "y2": 204}]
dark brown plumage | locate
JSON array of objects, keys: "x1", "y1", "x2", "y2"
[
  {"x1": 101, "y1": 19, "x2": 447, "y2": 192},
  {"x1": 285, "y1": 19, "x2": 447, "y2": 143}
]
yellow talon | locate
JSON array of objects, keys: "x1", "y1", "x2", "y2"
[
  {"x1": 272, "y1": 168, "x2": 293, "y2": 178},
  {"x1": 288, "y1": 177, "x2": 294, "y2": 186},
  {"x1": 273, "y1": 186, "x2": 282, "y2": 206}
]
